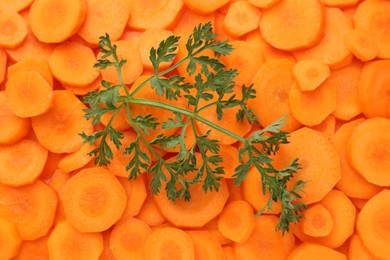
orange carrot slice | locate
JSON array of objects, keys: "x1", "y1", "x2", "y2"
[
  {"x1": 117, "y1": 175, "x2": 147, "y2": 220},
  {"x1": 0, "y1": 0, "x2": 34, "y2": 12},
  {"x1": 58, "y1": 142, "x2": 96, "y2": 173},
  {"x1": 136, "y1": 191, "x2": 166, "y2": 227},
  {"x1": 348, "y1": 233, "x2": 381, "y2": 260},
  {"x1": 344, "y1": 28, "x2": 379, "y2": 62},
  {"x1": 310, "y1": 114, "x2": 336, "y2": 139},
  {"x1": 7, "y1": 59, "x2": 53, "y2": 86},
  {"x1": 300, "y1": 203, "x2": 334, "y2": 237},
  {"x1": 286, "y1": 242, "x2": 347, "y2": 260},
  {"x1": 293, "y1": 59, "x2": 330, "y2": 91},
  {"x1": 13, "y1": 235, "x2": 49, "y2": 260},
  {"x1": 184, "y1": 0, "x2": 230, "y2": 15},
  {"x1": 187, "y1": 230, "x2": 225, "y2": 260},
  {"x1": 0, "y1": 217, "x2": 22, "y2": 259},
  {"x1": 0, "y1": 11, "x2": 28, "y2": 48},
  {"x1": 248, "y1": 0, "x2": 281, "y2": 9}
]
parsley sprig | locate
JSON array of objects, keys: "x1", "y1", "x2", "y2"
[{"x1": 81, "y1": 22, "x2": 307, "y2": 234}]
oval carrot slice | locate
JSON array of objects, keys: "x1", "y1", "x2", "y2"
[
  {"x1": 0, "y1": 11, "x2": 28, "y2": 48},
  {"x1": 0, "y1": 217, "x2": 22, "y2": 259},
  {"x1": 61, "y1": 167, "x2": 127, "y2": 233},
  {"x1": 357, "y1": 189, "x2": 390, "y2": 260},
  {"x1": 187, "y1": 230, "x2": 225, "y2": 260},
  {"x1": 31, "y1": 90, "x2": 93, "y2": 153},
  {"x1": 286, "y1": 242, "x2": 347, "y2": 260},
  {"x1": 293, "y1": 59, "x2": 330, "y2": 91},
  {"x1": 259, "y1": 0, "x2": 324, "y2": 51},
  {"x1": 29, "y1": 0, "x2": 87, "y2": 43}
]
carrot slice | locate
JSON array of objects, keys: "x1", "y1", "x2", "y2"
[
  {"x1": 0, "y1": 0, "x2": 34, "y2": 12},
  {"x1": 310, "y1": 114, "x2": 336, "y2": 139},
  {"x1": 187, "y1": 230, "x2": 225, "y2": 260},
  {"x1": 13, "y1": 235, "x2": 49, "y2": 260},
  {"x1": 8, "y1": 59, "x2": 53, "y2": 86},
  {"x1": 286, "y1": 242, "x2": 347, "y2": 260},
  {"x1": 347, "y1": 117, "x2": 390, "y2": 187},
  {"x1": 110, "y1": 217, "x2": 152, "y2": 260},
  {"x1": 31, "y1": 90, "x2": 93, "y2": 153},
  {"x1": 0, "y1": 217, "x2": 22, "y2": 259},
  {"x1": 293, "y1": 59, "x2": 330, "y2": 91},
  {"x1": 358, "y1": 60, "x2": 390, "y2": 118},
  {"x1": 144, "y1": 227, "x2": 195, "y2": 260},
  {"x1": 117, "y1": 175, "x2": 147, "y2": 220},
  {"x1": 29, "y1": 0, "x2": 87, "y2": 43},
  {"x1": 136, "y1": 191, "x2": 166, "y2": 227},
  {"x1": 0, "y1": 11, "x2": 28, "y2": 48},
  {"x1": 299, "y1": 203, "x2": 334, "y2": 237},
  {"x1": 58, "y1": 142, "x2": 96, "y2": 173},
  {"x1": 0, "y1": 139, "x2": 48, "y2": 187},
  {"x1": 353, "y1": 0, "x2": 390, "y2": 59},
  {"x1": 344, "y1": 28, "x2": 379, "y2": 62},
  {"x1": 357, "y1": 189, "x2": 390, "y2": 259},
  {"x1": 62, "y1": 76, "x2": 102, "y2": 96},
  {"x1": 348, "y1": 233, "x2": 381, "y2": 260},
  {"x1": 0, "y1": 91, "x2": 30, "y2": 145},
  {"x1": 127, "y1": 0, "x2": 184, "y2": 30},
  {"x1": 48, "y1": 221, "x2": 103, "y2": 260},
  {"x1": 247, "y1": 58, "x2": 302, "y2": 132},
  {"x1": 49, "y1": 41, "x2": 99, "y2": 87},
  {"x1": 248, "y1": 0, "x2": 281, "y2": 8},
  {"x1": 184, "y1": 0, "x2": 230, "y2": 15},
  {"x1": 78, "y1": 0, "x2": 129, "y2": 45},
  {"x1": 259, "y1": 0, "x2": 324, "y2": 51},
  {"x1": 274, "y1": 127, "x2": 341, "y2": 204},
  {"x1": 234, "y1": 215, "x2": 295, "y2": 260},
  {"x1": 61, "y1": 167, "x2": 127, "y2": 232},
  {"x1": 0, "y1": 180, "x2": 58, "y2": 240}
]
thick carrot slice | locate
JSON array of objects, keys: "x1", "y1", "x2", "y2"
[
  {"x1": 0, "y1": 139, "x2": 48, "y2": 187},
  {"x1": 0, "y1": 180, "x2": 58, "y2": 240},
  {"x1": 117, "y1": 175, "x2": 147, "y2": 220},
  {"x1": 223, "y1": 1, "x2": 261, "y2": 38},
  {"x1": 293, "y1": 8, "x2": 353, "y2": 69},
  {"x1": 274, "y1": 127, "x2": 341, "y2": 204},
  {"x1": 7, "y1": 59, "x2": 53, "y2": 86},
  {"x1": 49, "y1": 41, "x2": 99, "y2": 87},
  {"x1": 0, "y1": 11, "x2": 28, "y2": 48},
  {"x1": 293, "y1": 59, "x2": 330, "y2": 91},
  {"x1": 299, "y1": 203, "x2": 334, "y2": 237},
  {"x1": 234, "y1": 215, "x2": 295, "y2": 260},
  {"x1": 29, "y1": 0, "x2": 87, "y2": 43},
  {"x1": 330, "y1": 118, "x2": 382, "y2": 199},
  {"x1": 259, "y1": 0, "x2": 324, "y2": 51},
  {"x1": 357, "y1": 189, "x2": 390, "y2": 259},
  {"x1": 187, "y1": 230, "x2": 225, "y2": 260},
  {"x1": 0, "y1": 217, "x2": 22, "y2": 259},
  {"x1": 31, "y1": 90, "x2": 93, "y2": 153},
  {"x1": 344, "y1": 28, "x2": 379, "y2": 62},
  {"x1": 144, "y1": 227, "x2": 195, "y2": 260},
  {"x1": 61, "y1": 167, "x2": 127, "y2": 232},
  {"x1": 286, "y1": 242, "x2": 347, "y2": 260},
  {"x1": 348, "y1": 233, "x2": 381, "y2": 260},
  {"x1": 247, "y1": 58, "x2": 301, "y2": 132},
  {"x1": 109, "y1": 217, "x2": 152, "y2": 260},
  {"x1": 358, "y1": 60, "x2": 390, "y2": 118},
  {"x1": 217, "y1": 200, "x2": 255, "y2": 243},
  {"x1": 127, "y1": 0, "x2": 184, "y2": 30},
  {"x1": 248, "y1": 0, "x2": 281, "y2": 8},
  {"x1": 58, "y1": 142, "x2": 96, "y2": 173},
  {"x1": 347, "y1": 117, "x2": 390, "y2": 187},
  {"x1": 0, "y1": 91, "x2": 30, "y2": 145},
  {"x1": 136, "y1": 191, "x2": 166, "y2": 227},
  {"x1": 0, "y1": 0, "x2": 34, "y2": 12},
  {"x1": 353, "y1": 0, "x2": 390, "y2": 59},
  {"x1": 13, "y1": 235, "x2": 50, "y2": 260},
  {"x1": 48, "y1": 221, "x2": 103, "y2": 260},
  {"x1": 184, "y1": 0, "x2": 230, "y2": 15}
]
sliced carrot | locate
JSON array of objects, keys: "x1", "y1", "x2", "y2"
[
  {"x1": 0, "y1": 48, "x2": 6, "y2": 84},
  {"x1": 61, "y1": 76, "x2": 102, "y2": 96},
  {"x1": 48, "y1": 169, "x2": 71, "y2": 224},
  {"x1": 217, "y1": 200, "x2": 255, "y2": 243},
  {"x1": 202, "y1": 217, "x2": 233, "y2": 246},
  {"x1": 0, "y1": 11, "x2": 28, "y2": 48},
  {"x1": 120, "y1": 29, "x2": 143, "y2": 43},
  {"x1": 136, "y1": 192, "x2": 166, "y2": 227},
  {"x1": 287, "y1": 242, "x2": 347, "y2": 260},
  {"x1": 353, "y1": 0, "x2": 390, "y2": 59},
  {"x1": 248, "y1": 0, "x2": 281, "y2": 8},
  {"x1": 274, "y1": 127, "x2": 341, "y2": 204},
  {"x1": 110, "y1": 217, "x2": 152, "y2": 260},
  {"x1": 31, "y1": 90, "x2": 93, "y2": 153},
  {"x1": 344, "y1": 28, "x2": 379, "y2": 62},
  {"x1": 234, "y1": 215, "x2": 295, "y2": 260},
  {"x1": 348, "y1": 233, "x2": 381, "y2": 260},
  {"x1": 13, "y1": 235, "x2": 50, "y2": 260},
  {"x1": 0, "y1": 0, "x2": 34, "y2": 12},
  {"x1": 184, "y1": 0, "x2": 230, "y2": 15},
  {"x1": 48, "y1": 221, "x2": 103, "y2": 260},
  {"x1": 127, "y1": 0, "x2": 184, "y2": 30},
  {"x1": 0, "y1": 91, "x2": 30, "y2": 145},
  {"x1": 247, "y1": 58, "x2": 302, "y2": 132},
  {"x1": 330, "y1": 118, "x2": 382, "y2": 199},
  {"x1": 61, "y1": 167, "x2": 127, "y2": 232},
  {"x1": 49, "y1": 41, "x2": 99, "y2": 87},
  {"x1": 187, "y1": 230, "x2": 225, "y2": 260},
  {"x1": 357, "y1": 60, "x2": 390, "y2": 118},
  {"x1": 259, "y1": 0, "x2": 324, "y2": 51},
  {"x1": 0, "y1": 217, "x2": 22, "y2": 259},
  {"x1": 293, "y1": 59, "x2": 330, "y2": 91},
  {"x1": 98, "y1": 40, "x2": 143, "y2": 85},
  {"x1": 40, "y1": 152, "x2": 65, "y2": 180},
  {"x1": 207, "y1": 144, "x2": 239, "y2": 179},
  {"x1": 144, "y1": 227, "x2": 195, "y2": 260},
  {"x1": 7, "y1": 59, "x2": 53, "y2": 86},
  {"x1": 293, "y1": 8, "x2": 353, "y2": 69},
  {"x1": 357, "y1": 189, "x2": 390, "y2": 259},
  {"x1": 58, "y1": 142, "x2": 96, "y2": 173},
  {"x1": 117, "y1": 175, "x2": 147, "y2": 220},
  {"x1": 310, "y1": 114, "x2": 336, "y2": 139},
  {"x1": 347, "y1": 117, "x2": 390, "y2": 187},
  {"x1": 0, "y1": 180, "x2": 58, "y2": 240},
  {"x1": 300, "y1": 203, "x2": 334, "y2": 237},
  {"x1": 29, "y1": 0, "x2": 87, "y2": 43}
]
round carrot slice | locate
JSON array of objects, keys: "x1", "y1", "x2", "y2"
[{"x1": 0, "y1": 11, "x2": 28, "y2": 48}]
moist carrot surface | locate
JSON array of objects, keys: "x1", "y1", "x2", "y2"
[{"x1": 0, "y1": 0, "x2": 389, "y2": 258}]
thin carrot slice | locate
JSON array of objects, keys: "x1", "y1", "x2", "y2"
[
  {"x1": 248, "y1": 0, "x2": 281, "y2": 8},
  {"x1": 234, "y1": 215, "x2": 295, "y2": 260},
  {"x1": 187, "y1": 230, "x2": 225, "y2": 260},
  {"x1": 259, "y1": 0, "x2": 324, "y2": 51},
  {"x1": 117, "y1": 175, "x2": 147, "y2": 220},
  {"x1": 0, "y1": 0, "x2": 34, "y2": 12},
  {"x1": 348, "y1": 233, "x2": 381, "y2": 260},
  {"x1": 0, "y1": 180, "x2": 58, "y2": 240},
  {"x1": 58, "y1": 142, "x2": 95, "y2": 173},
  {"x1": 31, "y1": 90, "x2": 93, "y2": 153},
  {"x1": 110, "y1": 217, "x2": 152, "y2": 260},
  {"x1": 344, "y1": 28, "x2": 379, "y2": 62},
  {"x1": 357, "y1": 189, "x2": 390, "y2": 259},
  {"x1": 0, "y1": 91, "x2": 30, "y2": 145},
  {"x1": 0, "y1": 11, "x2": 28, "y2": 48},
  {"x1": 0, "y1": 217, "x2": 22, "y2": 259},
  {"x1": 29, "y1": 0, "x2": 87, "y2": 43},
  {"x1": 184, "y1": 0, "x2": 230, "y2": 15},
  {"x1": 13, "y1": 235, "x2": 50, "y2": 260},
  {"x1": 293, "y1": 8, "x2": 353, "y2": 69},
  {"x1": 144, "y1": 227, "x2": 195, "y2": 260},
  {"x1": 274, "y1": 127, "x2": 341, "y2": 204},
  {"x1": 0, "y1": 48, "x2": 6, "y2": 84},
  {"x1": 286, "y1": 242, "x2": 347, "y2": 260},
  {"x1": 49, "y1": 41, "x2": 99, "y2": 87},
  {"x1": 127, "y1": 0, "x2": 184, "y2": 30},
  {"x1": 61, "y1": 167, "x2": 127, "y2": 232},
  {"x1": 300, "y1": 203, "x2": 334, "y2": 237},
  {"x1": 48, "y1": 221, "x2": 103, "y2": 260},
  {"x1": 136, "y1": 191, "x2": 166, "y2": 227},
  {"x1": 358, "y1": 60, "x2": 390, "y2": 118},
  {"x1": 347, "y1": 117, "x2": 390, "y2": 187},
  {"x1": 293, "y1": 59, "x2": 330, "y2": 91},
  {"x1": 8, "y1": 59, "x2": 53, "y2": 86}
]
